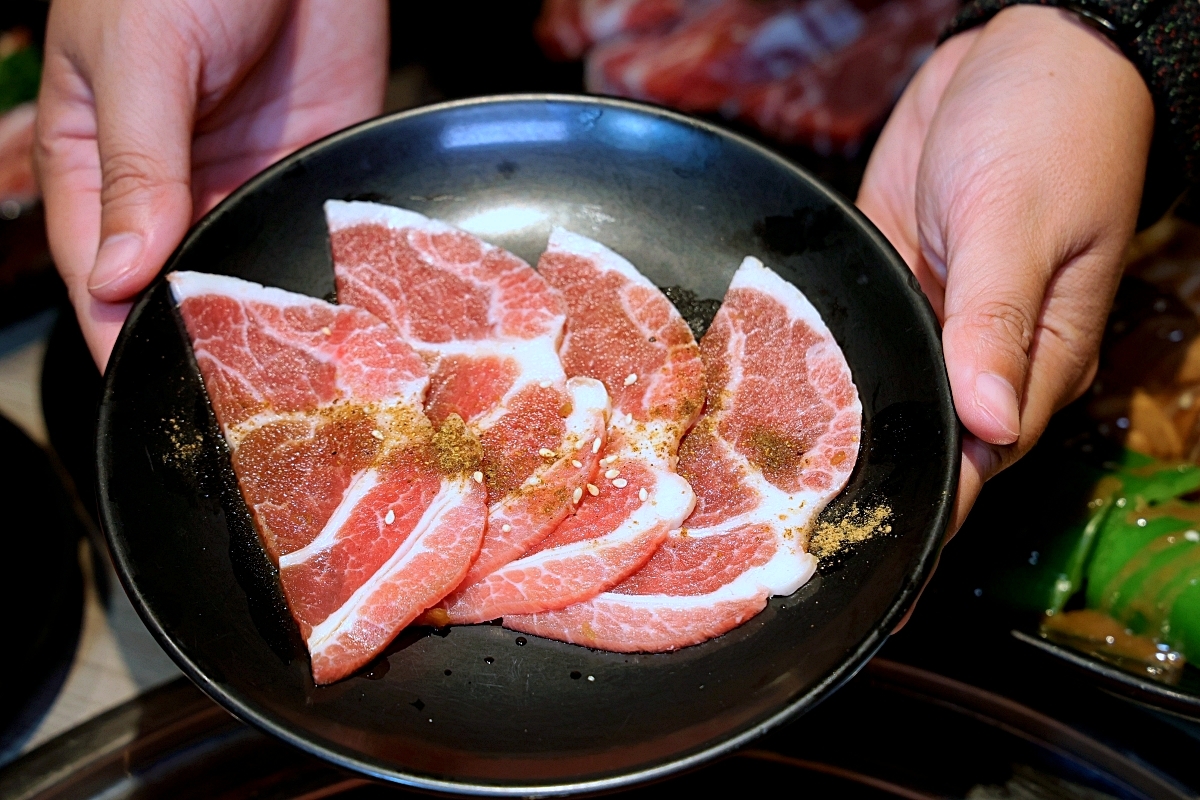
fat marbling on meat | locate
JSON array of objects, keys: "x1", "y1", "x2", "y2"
[
  {"x1": 169, "y1": 271, "x2": 487, "y2": 683},
  {"x1": 506, "y1": 257, "x2": 861, "y2": 651},
  {"x1": 325, "y1": 203, "x2": 612, "y2": 608},
  {"x1": 440, "y1": 229, "x2": 704, "y2": 624}
]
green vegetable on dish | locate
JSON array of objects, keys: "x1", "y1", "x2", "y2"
[{"x1": 1032, "y1": 449, "x2": 1200, "y2": 660}]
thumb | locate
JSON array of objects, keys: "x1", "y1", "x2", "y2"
[
  {"x1": 86, "y1": 18, "x2": 195, "y2": 302},
  {"x1": 914, "y1": 5, "x2": 1155, "y2": 455},
  {"x1": 937, "y1": 222, "x2": 1052, "y2": 447}
]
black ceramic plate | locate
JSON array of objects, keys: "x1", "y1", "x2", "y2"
[{"x1": 96, "y1": 95, "x2": 958, "y2": 795}]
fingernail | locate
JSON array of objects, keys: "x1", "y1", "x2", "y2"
[
  {"x1": 89, "y1": 232, "x2": 144, "y2": 293},
  {"x1": 974, "y1": 372, "x2": 1020, "y2": 445}
]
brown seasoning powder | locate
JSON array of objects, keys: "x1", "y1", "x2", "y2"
[
  {"x1": 430, "y1": 413, "x2": 483, "y2": 476},
  {"x1": 808, "y1": 502, "x2": 893, "y2": 559}
]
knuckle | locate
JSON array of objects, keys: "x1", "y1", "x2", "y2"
[
  {"x1": 951, "y1": 296, "x2": 1037, "y2": 356},
  {"x1": 99, "y1": 149, "x2": 183, "y2": 207}
]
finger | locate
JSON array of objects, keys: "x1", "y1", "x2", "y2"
[
  {"x1": 35, "y1": 14, "x2": 117, "y2": 367},
  {"x1": 938, "y1": 217, "x2": 1057, "y2": 447},
  {"x1": 85, "y1": 8, "x2": 196, "y2": 303}
]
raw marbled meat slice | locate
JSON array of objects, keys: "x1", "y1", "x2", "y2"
[
  {"x1": 325, "y1": 201, "x2": 611, "y2": 586},
  {"x1": 447, "y1": 376, "x2": 610, "y2": 594},
  {"x1": 169, "y1": 270, "x2": 427, "y2": 559},
  {"x1": 439, "y1": 229, "x2": 704, "y2": 623},
  {"x1": 281, "y1": 427, "x2": 486, "y2": 683},
  {"x1": 169, "y1": 271, "x2": 486, "y2": 683},
  {"x1": 507, "y1": 257, "x2": 861, "y2": 651}
]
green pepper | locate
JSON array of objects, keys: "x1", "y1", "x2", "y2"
[{"x1": 1071, "y1": 453, "x2": 1200, "y2": 659}]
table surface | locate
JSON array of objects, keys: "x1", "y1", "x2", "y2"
[{"x1": 0, "y1": 311, "x2": 181, "y2": 761}]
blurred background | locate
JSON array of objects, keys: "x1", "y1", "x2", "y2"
[{"x1": 4, "y1": 1, "x2": 1200, "y2": 797}]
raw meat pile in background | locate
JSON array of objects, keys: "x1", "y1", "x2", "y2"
[
  {"x1": 169, "y1": 272, "x2": 487, "y2": 684},
  {"x1": 508, "y1": 257, "x2": 861, "y2": 651},
  {"x1": 535, "y1": 0, "x2": 959, "y2": 156},
  {"x1": 172, "y1": 201, "x2": 861, "y2": 681}
]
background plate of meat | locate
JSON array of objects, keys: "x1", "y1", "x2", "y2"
[{"x1": 95, "y1": 95, "x2": 957, "y2": 795}]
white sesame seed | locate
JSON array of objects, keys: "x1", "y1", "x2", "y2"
[
  {"x1": 371, "y1": 429, "x2": 384, "y2": 440},
  {"x1": 571, "y1": 460, "x2": 583, "y2": 469},
  {"x1": 539, "y1": 448, "x2": 555, "y2": 458},
  {"x1": 639, "y1": 488, "x2": 648, "y2": 502},
  {"x1": 624, "y1": 373, "x2": 638, "y2": 386},
  {"x1": 612, "y1": 478, "x2": 628, "y2": 488},
  {"x1": 592, "y1": 437, "x2": 602, "y2": 453},
  {"x1": 602, "y1": 455, "x2": 617, "y2": 465},
  {"x1": 502, "y1": 524, "x2": 512, "y2": 532},
  {"x1": 604, "y1": 469, "x2": 620, "y2": 480},
  {"x1": 626, "y1": 412, "x2": 634, "y2": 424},
  {"x1": 539, "y1": 380, "x2": 552, "y2": 388},
  {"x1": 321, "y1": 326, "x2": 332, "y2": 336},
  {"x1": 473, "y1": 471, "x2": 484, "y2": 483},
  {"x1": 572, "y1": 486, "x2": 583, "y2": 504},
  {"x1": 587, "y1": 483, "x2": 599, "y2": 496},
  {"x1": 385, "y1": 509, "x2": 395, "y2": 525},
  {"x1": 587, "y1": 675, "x2": 594, "y2": 682}
]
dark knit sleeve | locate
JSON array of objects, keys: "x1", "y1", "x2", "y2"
[{"x1": 942, "y1": 0, "x2": 1200, "y2": 224}]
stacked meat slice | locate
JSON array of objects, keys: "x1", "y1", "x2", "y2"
[
  {"x1": 172, "y1": 201, "x2": 861, "y2": 683},
  {"x1": 169, "y1": 272, "x2": 486, "y2": 684},
  {"x1": 507, "y1": 257, "x2": 861, "y2": 650},
  {"x1": 435, "y1": 229, "x2": 704, "y2": 623},
  {"x1": 326, "y1": 202, "x2": 612, "y2": 602}
]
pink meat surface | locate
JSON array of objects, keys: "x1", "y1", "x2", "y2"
[
  {"x1": 441, "y1": 229, "x2": 704, "y2": 624},
  {"x1": 535, "y1": 0, "x2": 691, "y2": 60},
  {"x1": 739, "y1": 0, "x2": 957, "y2": 155},
  {"x1": 326, "y1": 202, "x2": 611, "y2": 594},
  {"x1": 507, "y1": 257, "x2": 861, "y2": 651},
  {"x1": 170, "y1": 271, "x2": 486, "y2": 684},
  {"x1": 586, "y1": 0, "x2": 864, "y2": 114}
]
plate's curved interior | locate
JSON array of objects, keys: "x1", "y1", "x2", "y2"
[{"x1": 97, "y1": 97, "x2": 956, "y2": 792}]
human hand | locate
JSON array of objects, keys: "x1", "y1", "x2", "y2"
[
  {"x1": 36, "y1": 0, "x2": 388, "y2": 369},
  {"x1": 858, "y1": 5, "x2": 1154, "y2": 543}
]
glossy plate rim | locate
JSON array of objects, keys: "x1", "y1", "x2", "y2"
[
  {"x1": 1012, "y1": 630, "x2": 1200, "y2": 720},
  {"x1": 95, "y1": 93, "x2": 960, "y2": 796}
]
